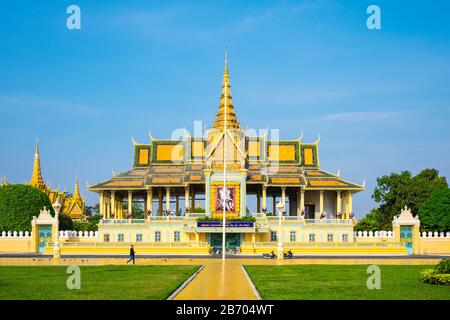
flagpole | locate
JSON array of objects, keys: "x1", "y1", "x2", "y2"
[{"x1": 222, "y1": 51, "x2": 228, "y2": 261}]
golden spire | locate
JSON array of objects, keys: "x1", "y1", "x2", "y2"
[
  {"x1": 212, "y1": 52, "x2": 240, "y2": 130},
  {"x1": 72, "y1": 174, "x2": 82, "y2": 200},
  {"x1": 29, "y1": 139, "x2": 47, "y2": 190}
]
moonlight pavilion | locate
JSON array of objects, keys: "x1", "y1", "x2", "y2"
[{"x1": 88, "y1": 59, "x2": 366, "y2": 252}]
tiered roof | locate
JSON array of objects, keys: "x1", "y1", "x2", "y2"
[
  {"x1": 90, "y1": 57, "x2": 364, "y2": 193},
  {"x1": 28, "y1": 141, "x2": 86, "y2": 219}
]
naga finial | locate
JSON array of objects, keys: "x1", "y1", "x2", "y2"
[{"x1": 313, "y1": 134, "x2": 321, "y2": 144}]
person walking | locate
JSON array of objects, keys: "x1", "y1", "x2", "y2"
[{"x1": 126, "y1": 244, "x2": 136, "y2": 264}]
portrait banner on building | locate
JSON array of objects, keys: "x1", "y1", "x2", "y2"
[{"x1": 210, "y1": 182, "x2": 240, "y2": 216}]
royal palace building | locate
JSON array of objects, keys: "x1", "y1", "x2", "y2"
[{"x1": 89, "y1": 59, "x2": 367, "y2": 253}]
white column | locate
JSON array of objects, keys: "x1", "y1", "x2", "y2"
[
  {"x1": 336, "y1": 190, "x2": 342, "y2": 218},
  {"x1": 146, "y1": 188, "x2": 152, "y2": 213},
  {"x1": 111, "y1": 191, "x2": 116, "y2": 218},
  {"x1": 347, "y1": 192, "x2": 353, "y2": 219},
  {"x1": 281, "y1": 187, "x2": 286, "y2": 211},
  {"x1": 99, "y1": 192, "x2": 105, "y2": 216},
  {"x1": 185, "y1": 186, "x2": 190, "y2": 211},
  {"x1": 105, "y1": 194, "x2": 110, "y2": 218},
  {"x1": 127, "y1": 191, "x2": 133, "y2": 215},
  {"x1": 165, "y1": 187, "x2": 171, "y2": 212},
  {"x1": 319, "y1": 190, "x2": 324, "y2": 214},
  {"x1": 262, "y1": 186, "x2": 267, "y2": 211},
  {"x1": 300, "y1": 188, "x2": 305, "y2": 212}
]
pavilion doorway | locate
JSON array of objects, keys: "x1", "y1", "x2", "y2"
[
  {"x1": 304, "y1": 204, "x2": 315, "y2": 219},
  {"x1": 209, "y1": 233, "x2": 241, "y2": 253}
]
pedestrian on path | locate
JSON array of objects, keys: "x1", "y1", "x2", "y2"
[{"x1": 126, "y1": 244, "x2": 136, "y2": 264}]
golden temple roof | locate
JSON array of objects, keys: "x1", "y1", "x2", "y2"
[
  {"x1": 27, "y1": 141, "x2": 87, "y2": 219},
  {"x1": 29, "y1": 139, "x2": 47, "y2": 190},
  {"x1": 72, "y1": 175, "x2": 82, "y2": 200},
  {"x1": 212, "y1": 53, "x2": 240, "y2": 130}
]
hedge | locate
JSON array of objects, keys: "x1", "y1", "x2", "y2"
[{"x1": 0, "y1": 184, "x2": 54, "y2": 232}]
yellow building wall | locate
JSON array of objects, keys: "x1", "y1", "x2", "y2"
[
  {"x1": 418, "y1": 238, "x2": 450, "y2": 254},
  {"x1": 44, "y1": 244, "x2": 210, "y2": 255},
  {"x1": 97, "y1": 222, "x2": 189, "y2": 244},
  {"x1": 240, "y1": 244, "x2": 407, "y2": 255},
  {"x1": 0, "y1": 238, "x2": 35, "y2": 253}
]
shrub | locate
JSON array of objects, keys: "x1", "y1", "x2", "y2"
[
  {"x1": 196, "y1": 216, "x2": 256, "y2": 222},
  {"x1": 0, "y1": 184, "x2": 54, "y2": 232},
  {"x1": 190, "y1": 207, "x2": 206, "y2": 213},
  {"x1": 421, "y1": 269, "x2": 450, "y2": 285},
  {"x1": 435, "y1": 258, "x2": 450, "y2": 274},
  {"x1": 421, "y1": 259, "x2": 450, "y2": 286}
]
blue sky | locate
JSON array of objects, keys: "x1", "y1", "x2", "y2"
[{"x1": 1, "y1": 0, "x2": 449, "y2": 217}]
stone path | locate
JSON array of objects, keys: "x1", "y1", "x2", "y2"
[{"x1": 174, "y1": 260, "x2": 258, "y2": 300}]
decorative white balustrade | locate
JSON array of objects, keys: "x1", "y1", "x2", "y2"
[
  {"x1": 0, "y1": 231, "x2": 32, "y2": 238},
  {"x1": 0, "y1": 230, "x2": 99, "y2": 239},
  {"x1": 354, "y1": 230, "x2": 395, "y2": 238},
  {"x1": 420, "y1": 231, "x2": 450, "y2": 238},
  {"x1": 354, "y1": 230, "x2": 450, "y2": 239},
  {"x1": 58, "y1": 230, "x2": 99, "y2": 239}
]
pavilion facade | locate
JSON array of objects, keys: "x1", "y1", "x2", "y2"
[{"x1": 89, "y1": 59, "x2": 365, "y2": 250}]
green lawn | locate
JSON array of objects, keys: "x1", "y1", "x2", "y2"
[
  {"x1": 0, "y1": 265, "x2": 199, "y2": 300},
  {"x1": 245, "y1": 265, "x2": 450, "y2": 300}
]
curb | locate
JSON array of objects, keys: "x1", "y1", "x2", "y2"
[
  {"x1": 241, "y1": 265, "x2": 262, "y2": 300},
  {"x1": 167, "y1": 265, "x2": 205, "y2": 300}
]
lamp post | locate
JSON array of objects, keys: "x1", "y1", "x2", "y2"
[
  {"x1": 276, "y1": 202, "x2": 285, "y2": 260},
  {"x1": 52, "y1": 200, "x2": 62, "y2": 259}
]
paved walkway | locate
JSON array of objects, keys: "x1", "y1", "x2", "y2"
[{"x1": 174, "y1": 260, "x2": 258, "y2": 300}]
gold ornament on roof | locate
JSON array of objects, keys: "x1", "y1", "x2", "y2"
[
  {"x1": 212, "y1": 53, "x2": 240, "y2": 130},
  {"x1": 29, "y1": 139, "x2": 48, "y2": 191}
]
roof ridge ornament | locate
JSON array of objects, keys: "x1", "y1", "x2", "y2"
[
  {"x1": 148, "y1": 130, "x2": 154, "y2": 142},
  {"x1": 313, "y1": 134, "x2": 321, "y2": 145},
  {"x1": 212, "y1": 52, "x2": 240, "y2": 130},
  {"x1": 297, "y1": 130, "x2": 304, "y2": 141}
]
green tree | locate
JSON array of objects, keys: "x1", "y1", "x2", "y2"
[
  {"x1": 354, "y1": 209, "x2": 382, "y2": 232},
  {"x1": 73, "y1": 204, "x2": 100, "y2": 231},
  {"x1": 372, "y1": 169, "x2": 447, "y2": 230},
  {"x1": 418, "y1": 188, "x2": 450, "y2": 232},
  {"x1": 85, "y1": 204, "x2": 99, "y2": 217},
  {"x1": 132, "y1": 202, "x2": 144, "y2": 219},
  {"x1": 0, "y1": 184, "x2": 55, "y2": 232},
  {"x1": 58, "y1": 213, "x2": 74, "y2": 230}
]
